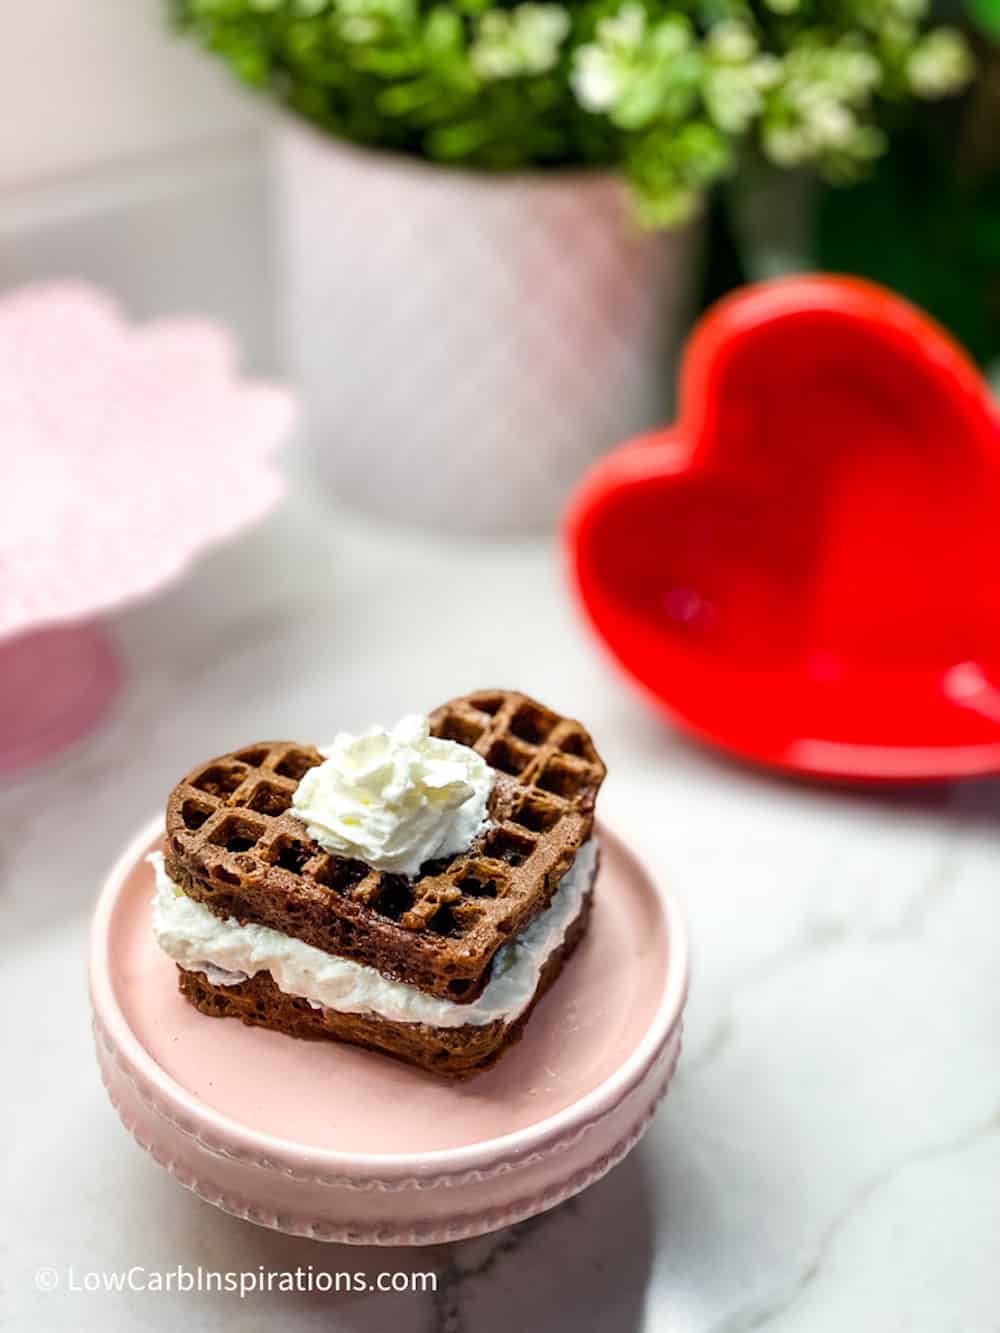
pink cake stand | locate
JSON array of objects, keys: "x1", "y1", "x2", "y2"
[
  {"x1": 0, "y1": 282, "x2": 294, "y2": 774},
  {"x1": 90, "y1": 818, "x2": 687, "y2": 1245}
]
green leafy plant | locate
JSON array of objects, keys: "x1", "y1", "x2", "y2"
[
  {"x1": 966, "y1": 0, "x2": 1000, "y2": 38},
  {"x1": 815, "y1": 33, "x2": 1000, "y2": 368},
  {"x1": 173, "y1": 0, "x2": 971, "y2": 224}
]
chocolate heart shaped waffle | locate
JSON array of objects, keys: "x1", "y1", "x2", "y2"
[{"x1": 153, "y1": 691, "x2": 605, "y2": 1076}]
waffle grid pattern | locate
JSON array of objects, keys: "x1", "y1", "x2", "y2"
[{"x1": 164, "y1": 692, "x2": 605, "y2": 999}]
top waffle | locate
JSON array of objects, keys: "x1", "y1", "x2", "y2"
[{"x1": 163, "y1": 691, "x2": 605, "y2": 1004}]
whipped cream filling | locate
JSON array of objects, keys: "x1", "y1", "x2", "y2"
[
  {"x1": 291, "y1": 714, "x2": 494, "y2": 877},
  {"x1": 150, "y1": 839, "x2": 597, "y2": 1029}
]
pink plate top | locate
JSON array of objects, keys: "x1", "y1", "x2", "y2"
[{"x1": 90, "y1": 818, "x2": 686, "y2": 1178}]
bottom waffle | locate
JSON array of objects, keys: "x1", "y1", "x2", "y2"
[{"x1": 176, "y1": 891, "x2": 593, "y2": 1079}]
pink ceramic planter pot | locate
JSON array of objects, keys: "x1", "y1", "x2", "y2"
[{"x1": 90, "y1": 818, "x2": 688, "y2": 1245}]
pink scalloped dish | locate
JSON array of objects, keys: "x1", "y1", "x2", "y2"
[{"x1": 0, "y1": 282, "x2": 293, "y2": 772}]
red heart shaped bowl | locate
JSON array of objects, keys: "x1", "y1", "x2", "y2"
[{"x1": 565, "y1": 276, "x2": 1000, "y2": 782}]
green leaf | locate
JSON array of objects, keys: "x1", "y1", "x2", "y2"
[
  {"x1": 965, "y1": 0, "x2": 1000, "y2": 38},
  {"x1": 814, "y1": 111, "x2": 1000, "y2": 368}
]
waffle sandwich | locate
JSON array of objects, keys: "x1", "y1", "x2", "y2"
[{"x1": 152, "y1": 691, "x2": 606, "y2": 1076}]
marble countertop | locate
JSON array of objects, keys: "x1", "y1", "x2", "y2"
[{"x1": 3, "y1": 483, "x2": 998, "y2": 1333}]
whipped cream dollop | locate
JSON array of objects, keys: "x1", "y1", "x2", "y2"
[
  {"x1": 290, "y1": 714, "x2": 493, "y2": 877},
  {"x1": 149, "y1": 841, "x2": 597, "y2": 1028}
]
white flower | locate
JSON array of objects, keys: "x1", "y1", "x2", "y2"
[
  {"x1": 805, "y1": 100, "x2": 856, "y2": 149},
  {"x1": 707, "y1": 20, "x2": 757, "y2": 65},
  {"x1": 907, "y1": 29, "x2": 973, "y2": 98},
  {"x1": 704, "y1": 66, "x2": 764, "y2": 133},
  {"x1": 753, "y1": 53, "x2": 782, "y2": 90},
  {"x1": 571, "y1": 5, "x2": 696, "y2": 123},
  {"x1": 703, "y1": 24, "x2": 780, "y2": 136},
  {"x1": 570, "y1": 4, "x2": 646, "y2": 114},
  {"x1": 472, "y1": 4, "x2": 571, "y2": 80},
  {"x1": 597, "y1": 4, "x2": 647, "y2": 53},
  {"x1": 572, "y1": 46, "x2": 623, "y2": 111},
  {"x1": 839, "y1": 50, "x2": 882, "y2": 96}
]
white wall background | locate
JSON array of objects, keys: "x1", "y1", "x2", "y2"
[
  {"x1": 1, "y1": 0, "x2": 259, "y2": 187},
  {"x1": 0, "y1": 0, "x2": 275, "y2": 369}
]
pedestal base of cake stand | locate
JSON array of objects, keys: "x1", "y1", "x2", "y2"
[{"x1": 0, "y1": 622, "x2": 119, "y2": 774}]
